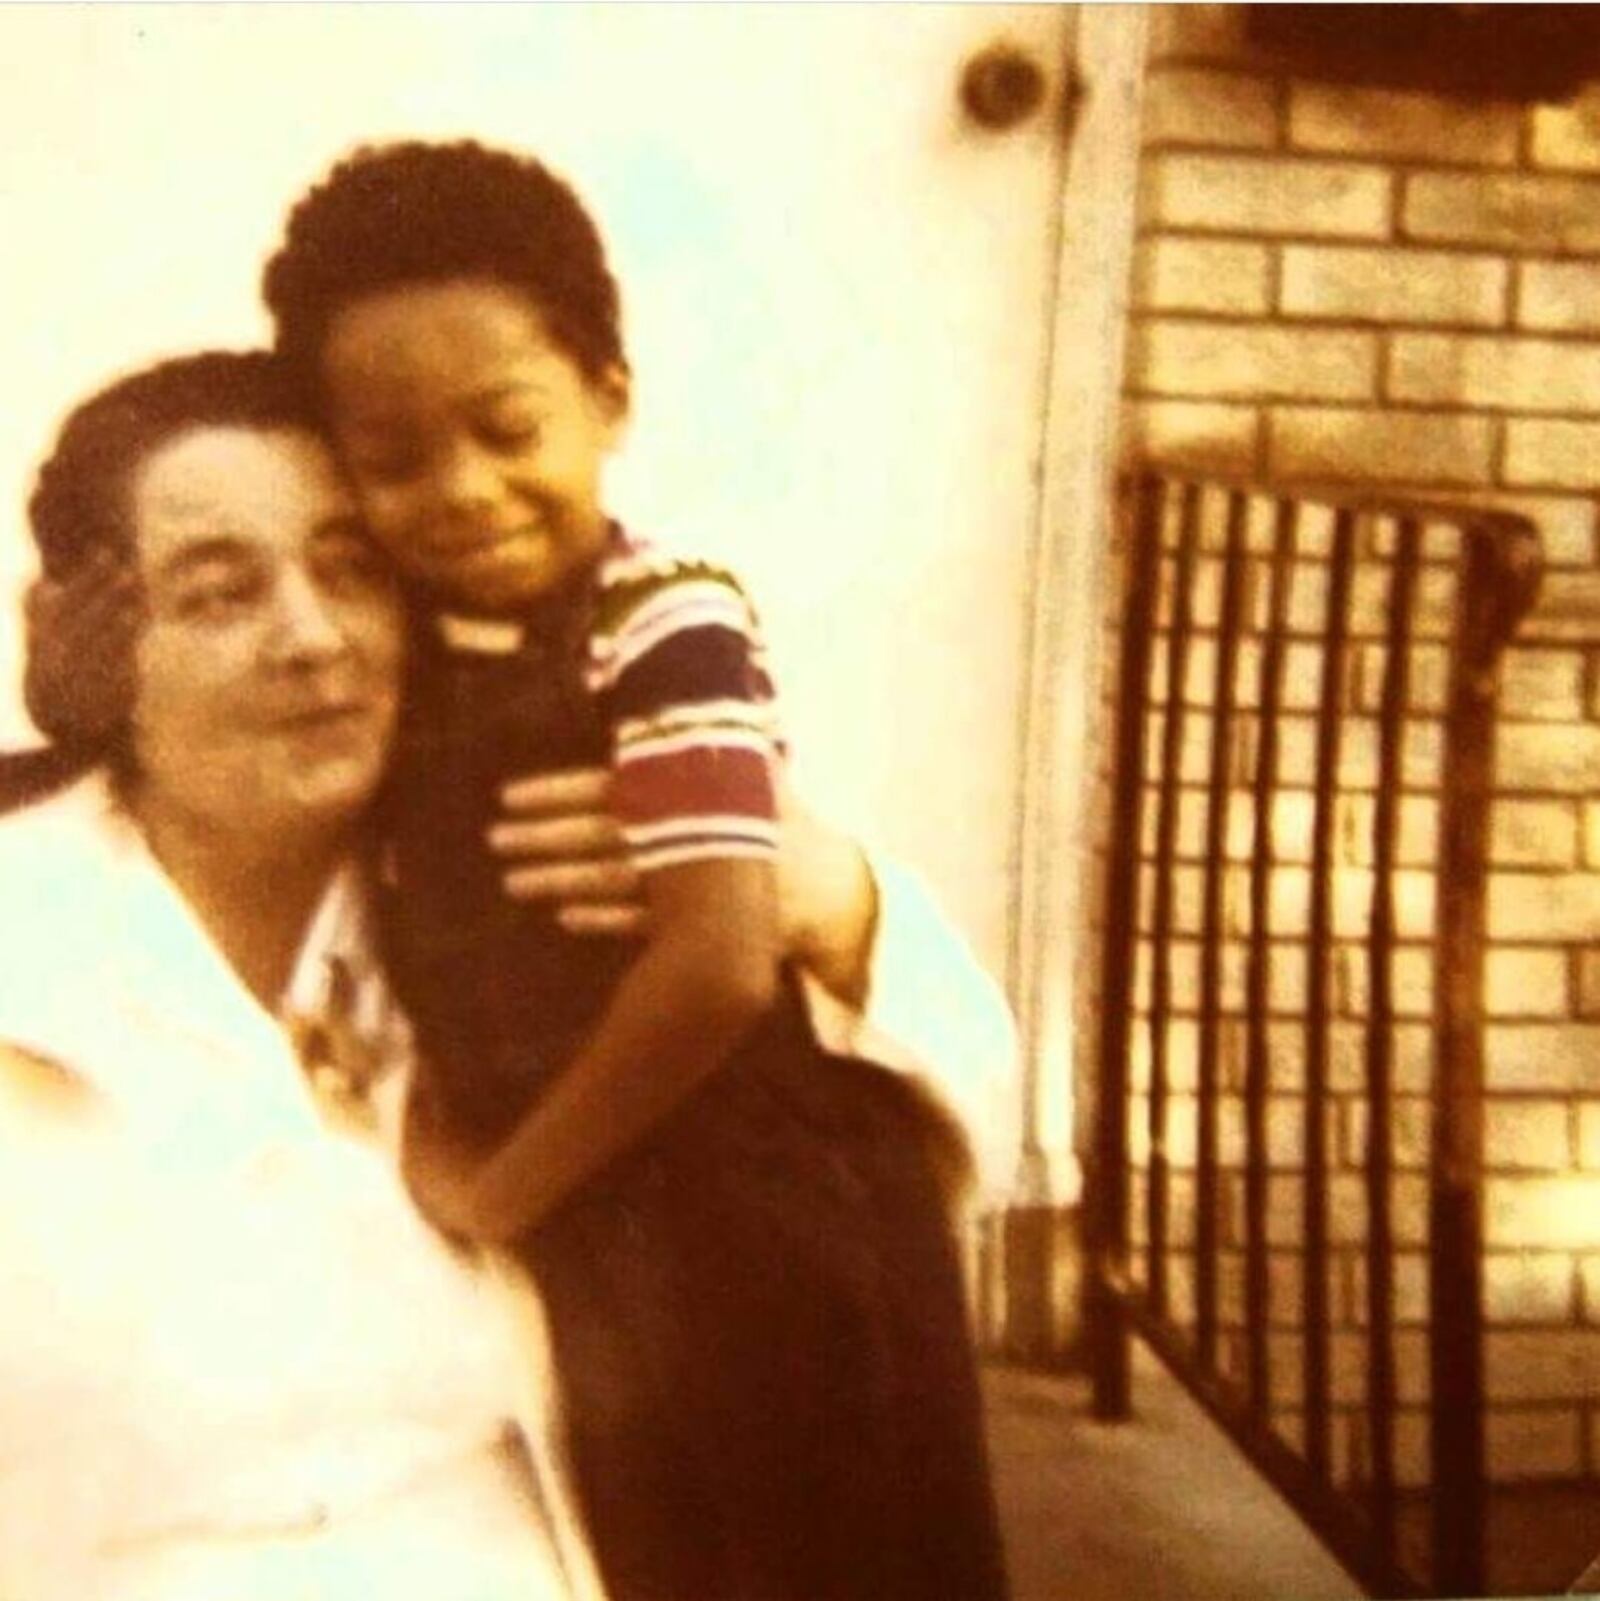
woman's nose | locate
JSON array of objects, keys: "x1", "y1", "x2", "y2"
[{"x1": 268, "y1": 567, "x2": 346, "y2": 664}]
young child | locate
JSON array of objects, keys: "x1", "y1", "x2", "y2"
[{"x1": 34, "y1": 139, "x2": 1009, "y2": 1601}]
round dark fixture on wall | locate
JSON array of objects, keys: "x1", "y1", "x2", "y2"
[{"x1": 961, "y1": 44, "x2": 1047, "y2": 131}]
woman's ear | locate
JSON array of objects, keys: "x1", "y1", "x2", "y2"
[{"x1": 597, "y1": 361, "x2": 632, "y2": 436}]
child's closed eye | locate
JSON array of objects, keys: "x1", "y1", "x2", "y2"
[{"x1": 475, "y1": 412, "x2": 542, "y2": 452}]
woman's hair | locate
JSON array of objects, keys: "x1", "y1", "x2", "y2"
[
  {"x1": 24, "y1": 350, "x2": 316, "y2": 771},
  {"x1": 263, "y1": 139, "x2": 626, "y2": 389},
  {"x1": 29, "y1": 349, "x2": 315, "y2": 582}
]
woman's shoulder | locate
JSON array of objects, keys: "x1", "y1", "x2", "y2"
[
  {"x1": 0, "y1": 774, "x2": 133, "y2": 1047},
  {"x1": 0, "y1": 769, "x2": 122, "y2": 881}
]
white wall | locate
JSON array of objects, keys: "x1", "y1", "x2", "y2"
[{"x1": 0, "y1": 4, "x2": 1072, "y2": 984}]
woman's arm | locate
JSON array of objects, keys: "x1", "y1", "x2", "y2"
[{"x1": 490, "y1": 770, "x2": 878, "y2": 993}]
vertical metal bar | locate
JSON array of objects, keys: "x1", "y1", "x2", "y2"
[
  {"x1": 1304, "y1": 508, "x2": 1356, "y2": 1485},
  {"x1": 1428, "y1": 527, "x2": 1512, "y2": 1595},
  {"x1": 1146, "y1": 482, "x2": 1201, "y2": 1323},
  {"x1": 1244, "y1": 498, "x2": 1296, "y2": 1421},
  {"x1": 1089, "y1": 471, "x2": 1166, "y2": 1421},
  {"x1": 1364, "y1": 514, "x2": 1419, "y2": 1567},
  {"x1": 1196, "y1": 490, "x2": 1247, "y2": 1371}
]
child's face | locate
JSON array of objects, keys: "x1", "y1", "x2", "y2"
[{"x1": 320, "y1": 279, "x2": 628, "y2": 613}]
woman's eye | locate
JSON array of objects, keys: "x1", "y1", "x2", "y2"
[
  {"x1": 351, "y1": 452, "x2": 423, "y2": 487},
  {"x1": 315, "y1": 539, "x2": 390, "y2": 593},
  {"x1": 173, "y1": 572, "x2": 262, "y2": 622}
]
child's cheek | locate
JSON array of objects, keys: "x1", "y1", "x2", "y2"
[{"x1": 360, "y1": 492, "x2": 425, "y2": 570}]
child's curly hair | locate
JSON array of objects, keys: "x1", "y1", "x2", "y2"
[{"x1": 263, "y1": 140, "x2": 627, "y2": 388}]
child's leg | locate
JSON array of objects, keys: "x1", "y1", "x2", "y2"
[{"x1": 527, "y1": 1180, "x2": 743, "y2": 1601}]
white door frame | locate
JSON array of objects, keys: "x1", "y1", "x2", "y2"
[{"x1": 1009, "y1": 5, "x2": 1149, "y2": 1210}]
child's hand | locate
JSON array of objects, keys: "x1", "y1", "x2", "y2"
[
  {"x1": 407, "y1": 1144, "x2": 490, "y2": 1240},
  {"x1": 488, "y1": 767, "x2": 648, "y2": 936},
  {"x1": 401, "y1": 1076, "x2": 494, "y2": 1240},
  {"x1": 22, "y1": 555, "x2": 143, "y2": 746}
]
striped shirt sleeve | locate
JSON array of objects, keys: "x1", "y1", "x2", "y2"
[{"x1": 585, "y1": 547, "x2": 784, "y2": 874}]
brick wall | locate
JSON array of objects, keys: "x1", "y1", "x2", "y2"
[{"x1": 1118, "y1": 4, "x2": 1600, "y2": 1489}]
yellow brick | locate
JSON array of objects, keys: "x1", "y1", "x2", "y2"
[
  {"x1": 1142, "y1": 66, "x2": 1280, "y2": 149},
  {"x1": 1334, "y1": 945, "x2": 1435, "y2": 1020},
  {"x1": 1583, "y1": 1105, "x2": 1600, "y2": 1168},
  {"x1": 1529, "y1": 87, "x2": 1600, "y2": 173},
  {"x1": 1488, "y1": 1025, "x2": 1600, "y2": 1093},
  {"x1": 1530, "y1": 573, "x2": 1600, "y2": 645},
  {"x1": 1334, "y1": 792, "x2": 1440, "y2": 868},
  {"x1": 1505, "y1": 419, "x2": 1600, "y2": 491},
  {"x1": 1395, "y1": 1024, "x2": 1434, "y2": 1095},
  {"x1": 1486, "y1": 1099, "x2": 1574, "y2": 1171},
  {"x1": 1500, "y1": 648, "x2": 1587, "y2": 721},
  {"x1": 1406, "y1": 172, "x2": 1600, "y2": 253},
  {"x1": 1484, "y1": 1252, "x2": 1577, "y2": 1324},
  {"x1": 1389, "y1": 334, "x2": 1600, "y2": 413},
  {"x1": 1146, "y1": 153, "x2": 1391, "y2": 239},
  {"x1": 1486, "y1": 948, "x2": 1572, "y2": 1020},
  {"x1": 1392, "y1": 1409, "x2": 1432, "y2": 1491},
  {"x1": 1270, "y1": 790, "x2": 1316, "y2": 864},
  {"x1": 1267, "y1": 1332, "x2": 1305, "y2": 1406},
  {"x1": 1499, "y1": 725, "x2": 1600, "y2": 794},
  {"x1": 1491, "y1": 873, "x2": 1600, "y2": 941},
  {"x1": 1120, "y1": 398, "x2": 1259, "y2": 474},
  {"x1": 1492, "y1": 800, "x2": 1579, "y2": 869},
  {"x1": 1343, "y1": 1095, "x2": 1431, "y2": 1171},
  {"x1": 1133, "y1": 238, "x2": 1272, "y2": 316},
  {"x1": 1486, "y1": 1175, "x2": 1600, "y2": 1249},
  {"x1": 1269, "y1": 407, "x2": 1494, "y2": 487},
  {"x1": 1583, "y1": 1253, "x2": 1600, "y2": 1312},
  {"x1": 1268, "y1": 944, "x2": 1307, "y2": 1013},
  {"x1": 1290, "y1": 84, "x2": 1519, "y2": 166},
  {"x1": 1486, "y1": 1329, "x2": 1600, "y2": 1402},
  {"x1": 1346, "y1": 1250, "x2": 1429, "y2": 1326},
  {"x1": 1487, "y1": 1408, "x2": 1584, "y2": 1480},
  {"x1": 1330, "y1": 868, "x2": 1435, "y2": 941},
  {"x1": 1264, "y1": 1174, "x2": 1304, "y2": 1248},
  {"x1": 1330, "y1": 1327, "x2": 1429, "y2": 1404},
  {"x1": 1331, "y1": 1172, "x2": 1427, "y2": 1247},
  {"x1": 1282, "y1": 244, "x2": 1507, "y2": 327},
  {"x1": 1332, "y1": 1404, "x2": 1399, "y2": 1493},
  {"x1": 1519, "y1": 260, "x2": 1600, "y2": 334},
  {"x1": 1130, "y1": 320, "x2": 1377, "y2": 403}
]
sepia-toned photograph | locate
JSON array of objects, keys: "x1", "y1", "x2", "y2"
[{"x1": 2, "y1": 5, "x2": 1600, "y2": 1598}]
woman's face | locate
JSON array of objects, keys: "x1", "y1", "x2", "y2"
[{"x1": 128, "y1": 424, "x2": 404, "y2": 837}]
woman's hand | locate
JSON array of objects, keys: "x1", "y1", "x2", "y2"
[
  {"x1": 489, "y1": 766, "x2": 880, "y2": 1005},
  {"x1": 488, "y1": 768, "x2": 647, "y2": 936},
  {"x1": 22, "y1": 555, "x2": 142, "y2": 746}
]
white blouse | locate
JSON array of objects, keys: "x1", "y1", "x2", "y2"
[{"x1": 0, "y1": 777, "x2": 600, "y2": 1601}]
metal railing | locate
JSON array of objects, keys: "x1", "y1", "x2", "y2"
[{"x1": 1083, "y1": 471, "x2": 1540, "y2": 1598}]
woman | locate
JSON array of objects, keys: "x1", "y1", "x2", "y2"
[{"x1": 0, "y1": 349, "x2": 1016, "y2": 1597}]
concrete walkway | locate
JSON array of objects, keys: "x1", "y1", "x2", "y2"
[{"x1": 985, "y1": 1344, "x2": 1365, "y2": 1601}]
